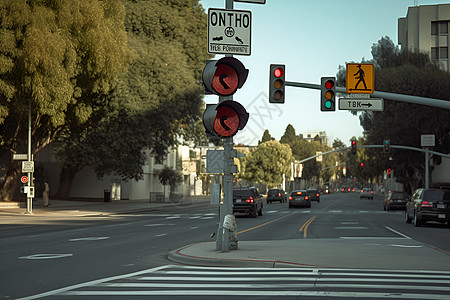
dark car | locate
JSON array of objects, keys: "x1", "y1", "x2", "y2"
[
  {"x1": 384, "y1": 191, "x2": 409, "y2": 210},
  {"x1": 405, "y1": 188, "x2": 450, "y2": 227},
  {"x1": 267, "y1": 188, "x2": 286, "y2": 203},
  {"x1": 233, "y1": 187, "x2": 263, "y2": 218},
  {"x1": 288, "y1": 190, "x2": 311, "y2": 208},
  {"x1": 306, "y1": 188, "x2": 320, "y2": 203}
]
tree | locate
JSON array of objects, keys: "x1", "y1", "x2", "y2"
[
  {"x1": 0, "y1": 0, "x2": 133, "y2": 201},
  {"x1": 258, "y1": 129, "x2": 275, "y2": 144},
  {"x1": 53, "y1": 0, "x2": 211, "y2": 197},
  {"x1": 279, "y1": 124, "x2": 297, "y2": 144},
  {"x1": 159, "y1": 166, "x2": 183, "y2": 200},
  {"x1": 240, "y1": 140, "x2": 293, "y2": 188}
]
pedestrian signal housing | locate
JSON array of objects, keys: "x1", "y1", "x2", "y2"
[
  {"x1": 202, "y1": 57, "x2": 249, "y2": 96},
  {"x1": 203, "y1": 101, "x2": 249, "y2": 138},
  {"x1": 351, "y1": 139, "x2": 357, "y2": 154}
]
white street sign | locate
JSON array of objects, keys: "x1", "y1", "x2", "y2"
[
  {"x1": 13, "y1": 154, "x2": 28, "y2": 160},
  {"x1": 22, "y1": 161, "x2": 34, "y2": 173},
  {"x1": 208, "y1": 8, "x2": 251, "y2": 56},
  {"x1": 421, "y1": 134, "x2": 435, "y2": 147},
  {"x1": 339, "y1": 98, "x2": 384, "y2": 111}
]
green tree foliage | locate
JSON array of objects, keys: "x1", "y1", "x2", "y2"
[
  {"x1": 240, "y1": 140, "x2": 293, "y2": 188},
  {"x1": 0, "y1": 0, "x2": 132, "y2": 200},
  {"x1": 258, "y1": 129, "x2": 275, "y2": 144},
  {"x1": 279, "y1": 124, "x2": 297, "y2": 144},
  {"x1": 53, "y1": 0, "x2": 211, "y2": 197},
  {"x1": 159, "y1": 166, "x2": 183, "y2": 191},
  {"x1": 338, "y1": 36, "x2": 450, "y2": 193}
]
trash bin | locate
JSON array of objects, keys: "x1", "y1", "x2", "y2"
[{"x1": 104, "y1": 189, "x2": 111, "y2": 202}]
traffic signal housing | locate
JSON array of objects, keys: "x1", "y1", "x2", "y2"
[
  {"x1": 383, "y1": 139, "x2": 390, "y2": 153},
  {"x1": 202, "y1": 57, "x2": 249, "y2": 96},
  {"x1": 351, "y1": 139, "x2": 357, "y2": 154},
  {"x1": 388, "y1": 168, "x2": 392, "y2": 178},
  {"x1": 321, "y1": 77, "x2": 336, "y2": 111},
  {"x1": 269, "y1": 64, "x2": 285, "y2": 103},
  {"x1": 203, "y1": 101, "x2": 249, "y2": 138}
]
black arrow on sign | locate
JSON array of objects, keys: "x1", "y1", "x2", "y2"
[
  {"x1": 220, "y1": 116, "x2": 231, "y2": 131},
  {"x1": 219, "y1": 74, "x2": 230, "y2": 89},
  {"x1": 361, "y1": 103, "x2": 373, "y2": 107}
]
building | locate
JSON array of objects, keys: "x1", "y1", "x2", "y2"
[
  {"x1": 398, "y1": 4, "x2": 450, "y2": 71},
  {"x1": 303, "y1": 131, "x2": 327, "y2": 145}
]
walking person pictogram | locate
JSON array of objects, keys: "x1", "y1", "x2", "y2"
[{"x1": 353, "y1": 64, "x2": 368, "y2": 90}]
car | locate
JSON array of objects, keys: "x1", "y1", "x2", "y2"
[
  {"x1": 306, "y1": 188, "x2": 320, "y2": 203},
  {"x1": 405, "y1": 188, "x2": 450, "y2": 227},
  {"x1": 360, "y1": 187, "x2": 374, "y2": 199},
  {"x1": 233, "y1": 187, "x2": 263, "y2": 218},
  {"x1": 288, "y1": 190, "x2": 311, "y2": 208},
  {"x1": 383, "y1": 191, "x2": 410, "y2": 210},
  {"x1": 267, "y1": 188, "x2": 286, "y2": 203}
]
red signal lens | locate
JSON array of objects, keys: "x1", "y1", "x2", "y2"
[
  {"x1": 325, "y1": 80, "x2": 334, "y2": 89},
  {"x1": 274, "y1": 68, "x2": 284, "y2": 78}
]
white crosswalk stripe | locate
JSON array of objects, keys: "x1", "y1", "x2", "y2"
[{"x1": 48, "y1": 265, "x2": 450, "y2": 299}]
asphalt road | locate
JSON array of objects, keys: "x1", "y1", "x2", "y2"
[{"x1": 1, "y1": 192, "x2": 449, "y2": 299}]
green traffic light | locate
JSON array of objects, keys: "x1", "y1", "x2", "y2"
[{"x1": 325, "y1": 101, "x2": 332, "y2": 109}]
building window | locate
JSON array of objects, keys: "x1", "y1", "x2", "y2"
[
  {"x1": 431, "y1": 22, "x2": 438, "y2": 35},
  {"x1": 439, "y1": 21, "x2": 448, "y2": 34},
  {"x1": 440, "y1": 47, "x2": 448, "y2": 59},
  {"x1": 431, "y1": 47, "x2": 438, "y2": 60}
]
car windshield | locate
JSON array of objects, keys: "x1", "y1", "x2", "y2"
[
  {"x1": 233, "y1": 190, "x2": 252, "y2": 197},
  {"x1": 423, "y1": 190, "x2": 449, "y2": 201},
  {"x1": 391, "y1": 192, "x2": 408, "y2": 199}
]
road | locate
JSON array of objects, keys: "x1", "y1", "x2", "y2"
[{"x1": 1, "y1": 192, "x2": 449, "y2": 299}]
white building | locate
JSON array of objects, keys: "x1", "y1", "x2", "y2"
[{"x1": 398, "y1": 4, "x2": 450, "y2": 71}]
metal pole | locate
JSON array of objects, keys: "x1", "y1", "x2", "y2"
[
  {"x1": 25, "y1": 100, "x2": 32, "y2": 214},
  {"x1": 425, "y1": 148, "x2": 429, "y2": 189}
]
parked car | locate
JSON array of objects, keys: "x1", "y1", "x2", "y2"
[
  {"x1": 233, "y1": 187, "x2": 263, "y2": 218},
  {"x1": 360, "y1": 187, "x2": 374, "y2": 199},
  {"x1": 405, "y1": 188, "x2": 450, "y2": 227},
  {"x1": 288, "y1": 190, "x2": 311, "y2": 208},
  {"x1": 384, "y1": 191, "x2": 410, "y2": 210},
  {"x1": 267, "y1": 188, "x2": 286, "y2": 203},
  {"x1": 306, "y1": 188, "x2": 320, "y2": 203}
]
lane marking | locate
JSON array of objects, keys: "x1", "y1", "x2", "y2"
[
  {"x1": 69, "y1": 237, "x2": 109, "y2": 242},
  {"x1": 18, "y1": 253, "x2": 73, "y2": 260},
  {"x1": 384, "y1": 226, "x2": 412, "y2": 239},
  {"x1": 299, "y1": 216, "x2": 317, "y2": 238},
  {"x1": 155, "y1": 234, "x2": 167, "y2": 238},
  {"x1": 335, "y1": 227, "x2": 368, "y2": 230},
  {"x1": 237, "y1": 212, "x2": 297, "y2": 235},
  {"x1": 145, "y1": 223, "x2": 175, "y2": 227},
  {"x1": 341, "y1": 222, "x2": 359, "y2": 225}
]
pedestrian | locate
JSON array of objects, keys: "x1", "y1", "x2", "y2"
[{"x1": 43, "y1": 180, "x2": 50, "y2": 207}]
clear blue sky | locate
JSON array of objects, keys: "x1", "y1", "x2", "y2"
[{"x1": 199, "y1": 0, "x2": 448, "y2": 146}]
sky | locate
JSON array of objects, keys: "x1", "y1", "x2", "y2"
[{"x1": 199, "y1": 0, "x2": 448, "y2": 147}]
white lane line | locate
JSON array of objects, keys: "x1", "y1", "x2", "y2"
[
  {"x1": 166, "y1": 216, "x2": 180, "y2": 219},
  {"x1": 155, "y1": 234, "x2": 167, "y2": 238},
  {"x1": 18, "y1": 253, "x2": 73, "y2": 260},
  {"x1": 190, "y1": 227, "x2": 199, "y2": 230},
  {"x1": 145, "y1": 223, "x2": 175, "y2": 227},
  {"x1": 267, "y1": 210, "x2": 278, "y2": 214},
  {"x1": 329, "y1": 210, "x2": 342, "y2": 213},
  {"x1": 69, "y1": 237, "x2": 109, "y2": 242},
  {"x1": 200, "y1": 217, "x2": 214, "y2": 220},
  {"x1": 341, "y1": 222, "x2": 359, "y2": 225},
  {"x1": 384, "y1": 226, "x2": 412, "y2": 239}
]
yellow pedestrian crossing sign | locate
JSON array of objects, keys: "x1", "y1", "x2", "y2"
[{"x1": 346, "y1": 63, "x2": 374, "y2": 94}]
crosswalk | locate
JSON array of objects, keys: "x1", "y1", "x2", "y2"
[{"x1": 39, "y1": 265, "x2": 450, "y2": 299}]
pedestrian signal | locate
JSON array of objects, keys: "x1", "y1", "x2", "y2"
[
  {"x1": 269, "y1": 64, "x2": 285, "y2": 103},
  {"x1": 321, "y1": 77, "x2": 335, "y2": 111}
]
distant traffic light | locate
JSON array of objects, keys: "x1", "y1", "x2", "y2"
[
  {"x1": 351, "y1": 139, "x2": 357, "y2": 154},
  {"x1": 388, "y1": 168, "x2": 392, "y2": 178},
  {"x1": 320, "y1": 77, "x2": 336, "y2": 111},
  {"x1": 269, "y1": 64, "x2": 285, "y2": 103},
  {"x1": 360, "y1": 162, "x2": 364, "y2": 168},
  {"x1": 383, "y1": 139, "x2": 390, "y2": 153},
  {"x1": 203, "y1": 101, "x2": 249, "y2": 137},
  {"x1": 202, "y1": 57, "x2": 248, "y2": 96}
]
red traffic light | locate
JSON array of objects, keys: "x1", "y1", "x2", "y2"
[
  {"x1": 273, "y1": 67, "x2": 284, "y2": 78},
  {"x1": 325, "y1": 80, "x2": 334, "y2": 89},
  {"x1": 203, "y1": 101, "x2": 249, "y2": 137},
  {"x1": 360, "y1": 162, "x2": 364, "y2": 168},
  {"x1": 202, "y1": 57, "x2": 249, "y2": 96}
]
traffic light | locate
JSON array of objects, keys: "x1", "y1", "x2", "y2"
[
  {"x1": 269, "y1": 64, "x2": 285, "y2": 103},
  {"x1": 360, "y1": 162, "x2": 364, "y2": 168},
  {"x1": 202, "y1": 57, "x2": 248, "y2": 96},
  {"x1": 388, "y1": 168, "x2": 392, "y2": 178},
  {"x1": 383, "y1": 139, "x2": 390, "y2": 153},
  {"x1": 320, "y1": 77, "x2": 336, "y2": 111},
  {"x1": 351, "y1": 139, "x2": 357, "y2": 154},
  {"x1": 203, "y1": 100, "x2": 249, "y2": 137}
]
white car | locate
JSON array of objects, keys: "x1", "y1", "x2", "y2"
[{"x1": 360, "y1": 188, "x2": 374, "y2": 199}]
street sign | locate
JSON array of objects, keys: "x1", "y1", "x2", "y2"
[
  {"x1": 207, "y1": 150, "x2": 224, "y2": 173},
  {"x1": 346, "y1": 63, "x2": 375, "y2": 94},
  {"x1": 13, "y1": 154, "x2": 28, "y2": 160},
  {"x1": 22, "y1": 161, "x2": 34, "y2": 173},
  {"x1": 21, "y1": 176, "x2": 28, "y2": 183},
  {"x1": 421, "y1": 134, "x2": 435, "y2": 147},
  {"x1": 208, "y1": 8, "x2": 251, "y2": 55},
  {"x1": 339, "y1": 98, "x2": 384, "y2": 111}
]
